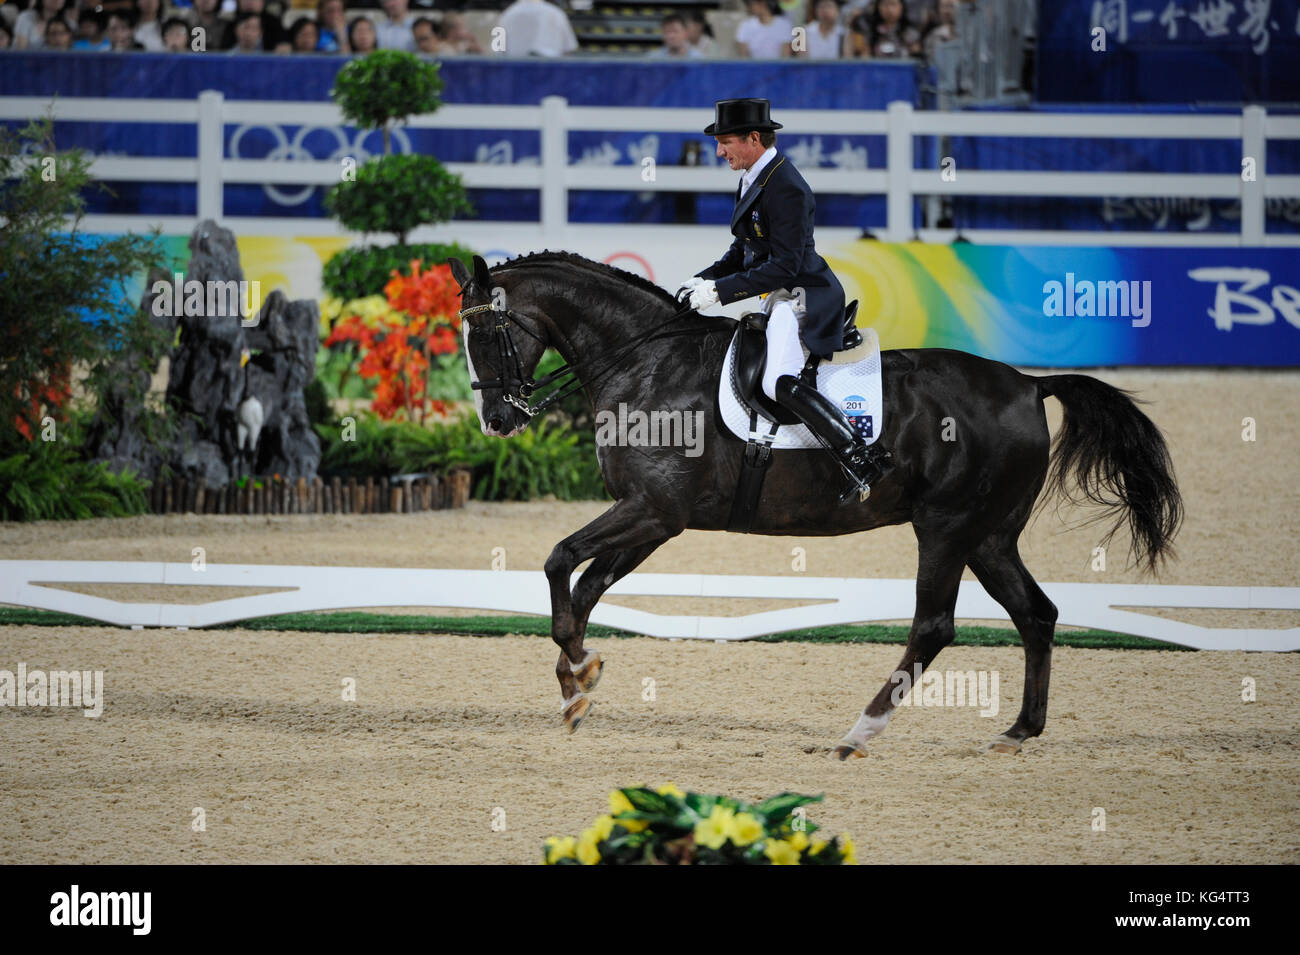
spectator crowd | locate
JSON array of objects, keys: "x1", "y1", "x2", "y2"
[
  {"x1": 0, "y1": 0, "x2": 487, "y2": 54},
  {"x1": 0, "y1": 0, "x2": 1027, "y2": 92}
]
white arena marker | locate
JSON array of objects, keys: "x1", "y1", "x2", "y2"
[{"x1": 0, "y1": 561, "x2": 1295, "y2": 652}]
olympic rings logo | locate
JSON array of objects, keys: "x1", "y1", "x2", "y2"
[{"x1": 227, "y1": 124, "x2": 414, "y2": 206}]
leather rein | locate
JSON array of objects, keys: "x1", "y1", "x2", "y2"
[{"x1": 457, "y1": 289, "x2": 702, "y2": 419}]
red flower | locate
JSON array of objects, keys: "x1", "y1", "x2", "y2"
[{"x1": 324, "y1": 261, "x2": 468, "y2": 424}]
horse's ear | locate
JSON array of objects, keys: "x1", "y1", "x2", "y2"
[
  {"x1": 472, "y1": 254, "x2": 491, "y2": 289},
  {"x1": 446, "y1": 257, "x2": 471, "y2": 291}
]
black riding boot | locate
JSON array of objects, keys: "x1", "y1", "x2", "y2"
[{"x1": 774, "y1": 374, "x2": 891, "y2": 496}]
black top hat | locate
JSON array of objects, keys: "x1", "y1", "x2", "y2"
[{"x1": 704, "y1": 98, "x2": 784, "y2": 136}]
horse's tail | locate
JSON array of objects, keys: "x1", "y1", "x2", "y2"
[{"x1": 1035, "y1": 374, "x2": 1183, "y2": 574}]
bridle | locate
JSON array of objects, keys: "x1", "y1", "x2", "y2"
[
  {"x1": 458, "y1": 300, "x2": 548, "y2": 417},
  {"x1": 458, "y1": 288, "x2": 702, "y2": 420}
]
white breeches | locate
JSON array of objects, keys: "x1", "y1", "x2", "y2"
[{"x1": 761, "y1": 300, "x2": 805, "y2": 401}]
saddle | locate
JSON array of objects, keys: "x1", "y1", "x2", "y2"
[{"x1": 730, "y1": 300, "x2": 862, "y2": 425}]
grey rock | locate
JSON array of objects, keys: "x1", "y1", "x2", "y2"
[{"x1": 91, "y1": 220, "x2": 323, "y2": 490}]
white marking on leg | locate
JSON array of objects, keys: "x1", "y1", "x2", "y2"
[{"x1": 841, "y1": 710, "x2": 891, "y2": 751}]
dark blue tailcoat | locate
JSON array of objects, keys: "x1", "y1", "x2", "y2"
[{"x1": 695, "y1": 151, "x2": 846, "y2": 357}]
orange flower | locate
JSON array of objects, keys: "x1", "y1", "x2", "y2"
[{"x1": 323, "y1": 261, "x2": 468, "y2": 423}]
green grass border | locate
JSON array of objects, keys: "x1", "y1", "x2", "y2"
[{"x1": 0, "y1": 607, "x2": 1189, "y2": 650}]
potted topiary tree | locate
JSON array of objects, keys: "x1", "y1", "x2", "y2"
[{"x1": 323, "y1": 50, "x2": 476, "y2": 300}]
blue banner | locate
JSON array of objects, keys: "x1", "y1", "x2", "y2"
[{"x1": 1037, "y1": 0, "x2": 1300, "y2": 103}]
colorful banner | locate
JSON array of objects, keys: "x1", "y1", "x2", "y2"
[
  {"x1": 823, "y1": 242, "x2": 1300, "y2": 366},
  {"x1": 115, "y1": 232, "x2": 1300, "y2": 367}
]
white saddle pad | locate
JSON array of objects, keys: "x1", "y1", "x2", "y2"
[{"x1": 718, "y1": 326, "x2": 884, "y2": 450}]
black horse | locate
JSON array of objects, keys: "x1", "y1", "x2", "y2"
[{"x1": 447, "y1": 252, "x2": 1182, "y2": 758}]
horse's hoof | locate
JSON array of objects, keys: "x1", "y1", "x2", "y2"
[
  {"x1": 574, "y1": 653, "x2": 603, "y2": 694},
  {"x1": 985, "y1": 734, "x2": 1022, "y2": 755},
  {"x1": 829, "y1": 743, "x2": 867, "y2": 761},
  {"x1": 562, "y1": 694, "x2": 593, "y2": 734}
]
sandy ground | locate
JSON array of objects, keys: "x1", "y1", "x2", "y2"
[{"x1": 1, "y1": 368, "x2": 1297, "y2": 863}]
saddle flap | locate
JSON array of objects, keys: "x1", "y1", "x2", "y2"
[{"x1": 731, "y1": 315, "x2": 802, "y2": 427}]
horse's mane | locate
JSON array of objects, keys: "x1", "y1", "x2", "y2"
[{"x1": 491, "y1": 250, "x2": 678, "y2": 310}]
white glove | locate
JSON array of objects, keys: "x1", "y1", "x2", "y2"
[
  {"x1": 688, "y1": 279, "x2": 718, "y2": 311},
  {"x1": 676, "y1": 276, "x2": 706, "y2": 300}
]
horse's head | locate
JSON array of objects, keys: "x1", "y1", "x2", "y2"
[{"x1": 447, "y1": 255, "x2": 548, "y2": 438}]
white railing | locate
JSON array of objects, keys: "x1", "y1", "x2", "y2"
[{"x1": 2, "y1": 93, "x2": 1297, "y2": 246}]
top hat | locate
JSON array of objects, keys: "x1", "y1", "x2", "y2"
[{"x1": 704, "y1": 98, "x2": 784, "y2": 137}]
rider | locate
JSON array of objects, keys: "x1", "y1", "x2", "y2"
[{"x1": 680, "y1": 98, "x2": 891, "y2": 496}]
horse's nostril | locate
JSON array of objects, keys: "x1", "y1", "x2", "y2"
[{"x1": 488, "y1": 416, "x2": 504, "y2": 432}]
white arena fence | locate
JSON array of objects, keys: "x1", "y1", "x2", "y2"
[
  {"x1": 2, "y1": 94, "x2": 1298, "y2": 247},
  {"x1": 1, "y1": 561, "x2": 1296, "y2": 652}
]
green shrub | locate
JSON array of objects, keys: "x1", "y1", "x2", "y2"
[
  {"x1": 325, "y1": 155, "x2": 473, "y2": 244},
  {"x1": 322, "y1": 241, "x2": 479, "y2": 302},
  {"x1": 314, "y1": 414, "x2": 607, "y2": 501},
  {"x1": 0, "y1": 440, "x2": 149, "y2": 521},
  {"x1": 331, "y1": 50, "x2": 444, "y2": 146},
  {"x1": 0, "y1": 116, "x2": 170, "y2": 453}
]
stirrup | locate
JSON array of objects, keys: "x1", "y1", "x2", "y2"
[
  {"x1": 839, "y1": 476, "x2": 872, "y2": 504},
  {"x1": 835, "y1": 450, "x2": 874, "y2": 503}
]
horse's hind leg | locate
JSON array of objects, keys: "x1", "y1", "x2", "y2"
[
  {"x1": 831, "y1": 535, "x2": 968, "y2": 760},
  {"x1": 967, "y1": 534, "x2": 1058, "y2": 754}
]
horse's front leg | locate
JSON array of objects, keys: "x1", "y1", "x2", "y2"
[{"x1": 544, "y1": 498, "x2": 681, "y2": 732}]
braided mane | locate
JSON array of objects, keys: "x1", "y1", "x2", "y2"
[{"x1": 491, "y1": 250, "x2": 678, "y2": 309}]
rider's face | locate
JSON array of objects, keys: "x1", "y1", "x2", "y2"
[{"x1": 715, "y1": 132, "x2": 767, "y2": 171}]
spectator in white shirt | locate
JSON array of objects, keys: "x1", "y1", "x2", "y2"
[
  {"x1": 376, "y1": 0, "x2": 416, "y2": 52},
  {"x1": 133, "y1": 0, "x2": 164, "y2": 50},
  {"x1": 791, "y1": 0, "x2": 843, "y2": 58},
  {"x1": 647, "y1": 13, "x2": 700, "y2": 58},
  {"x1": 13, "y1": 0, "x2": 73, "y2": 49},
  {"x1": 735, "y1": 0, "x2": 792, "y2": 59},
  {"x1": 495, "y1": 0, "x2": 577, "y2": 57}
]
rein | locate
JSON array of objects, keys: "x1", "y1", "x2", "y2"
[{"x1": 458, "y1": 289, "x2": 702, "y2": 419}]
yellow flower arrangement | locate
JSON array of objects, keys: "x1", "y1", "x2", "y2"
[
  {"x1": 694, "y1": 805, "x2": 736, "y2": 850},
  {"x1": 840, "y1": 834, "x2": 857, "y2": 865},
  {"x1": 764, "y1": 839, "x2": 802, "y2": 865},
  {"x1": 730, "y1": 812, "x2": 764, "y2": 846},
  {"x1": 544, "y1": 836, "x2": 576, "y2": 865},
  {"x1": 543, "y1": 786, "x2": 855, "y2": 865},
  {"x1": 608, "y1": 790, "x2": 649, "y2": 833}
]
